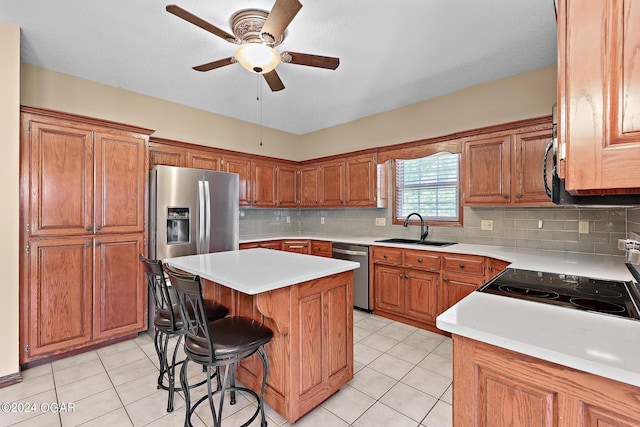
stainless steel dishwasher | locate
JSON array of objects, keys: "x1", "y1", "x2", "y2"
[{"x1": 332, "y1": 242, "x2": 370, "y2": 311}]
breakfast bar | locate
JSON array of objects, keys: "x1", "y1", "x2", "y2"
[{"x1": 165, "y1": 248, "x2": 359, "y2": 423}]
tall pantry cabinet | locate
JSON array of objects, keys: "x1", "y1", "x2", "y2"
[{"x1": 19, "y1": 107, "x2": 152, "y2": 364}]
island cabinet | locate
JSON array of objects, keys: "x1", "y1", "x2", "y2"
[
  {"x1": 463, "y1": 120, "x2": 553, "y2": 206},
  {"x1": 559, "y1": 0, "x2": 640, "y2": 193},
  {"x1": 201, "y1": 270, "x2": 353, "y2": 423},
  {"x1": 20, "y1": 108, "x2": 150, "y2": 364},
  {"x1": 453, "y1": 335, "x2": 640, "y2": 426}
]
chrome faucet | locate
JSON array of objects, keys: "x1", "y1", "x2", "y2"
[{"x1": 403, "y1": 212, "x2": 429, "y2": 241}]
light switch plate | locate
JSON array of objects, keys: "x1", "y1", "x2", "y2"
[
  {"x1": 375, "y1": 217, "x2": 386, "y2": 226},
  {"x1": 481, "y1": 220, "x2": 493, "y2": 231},
  {"x1": 286, "y1": 216, "x2": 290, "y2": 224},
  {"x1": 579, "y1": 220, "x2": 589, "y2": 234}
]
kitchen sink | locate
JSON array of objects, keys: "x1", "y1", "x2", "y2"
[{"x1": 374, "y1": 238, "x2": 456, "y2": 247}]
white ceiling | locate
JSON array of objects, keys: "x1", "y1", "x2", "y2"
[{"x1": 0, "y1": 0, "x2": 557, "y2": 135}]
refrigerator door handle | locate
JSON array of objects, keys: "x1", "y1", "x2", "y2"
[
  {"x1": 204, "y1": 180, "x2": 211, "y2": 252},
  {"x1": 197, "y1": 180, "x2": 206, "y2": 254}
]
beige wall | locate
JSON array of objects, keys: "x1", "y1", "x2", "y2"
[
  {"x1": 0, "y1": 22, "x2": 20, "y2": 378},
  {"x1": 298, "y1": 65, "x2": 557, "y2": 159}
]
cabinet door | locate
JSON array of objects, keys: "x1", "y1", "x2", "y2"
[
  {"x1": 374, "y1": 265, "x2": 405, "y2": 315},
  {"x1": 282, "y1": 240, "x2": 309, "y2": 254},
  {"x1": 224, "y1": 155, "x2": 252, "y2": 207},
  {"x1": 463, "y1": 135, "x2": 511, "y2": 205},
  {"x1": 440, "y1": 273, "x2": 485, "y2": 315},
  {"x1": 95, "y1": 131, "x2": 146, "y2": 234},
  {"x1": 513, "y1": 128, "x2": 554, "y2": 205},
  {"x1": 24, "y1": 236, "x2": 93, "y2": 361},
  {"x1": 277, "y1": 164, "x2": 298, "y2": 207},
  {"x1": 319, "y1": 160, "x2": 345, "y2": 206},
  {"x1": 251, "y1": 160, "x2": 277, "y2": 207},
  {"x1": 310, "y1": 240, "x2": 332, "y2": 258},
  {"x1": 93, "y1": 234, "x2": 146, "y2": 341},
  {"x1": 404, "y1": 270, "x2": 439, "y2": 323},
  {"x1": 299, "y1": 166, "x2": 320, "y2": 207},
  {"x1": 149, "y1": 143, "x2": 186, "y2": 167},
  {"x1": 187, "y1": 149, "x2": 223, "y2": 170},
  {"x1": 345, "y1": 155, "x2": 376, "y2": 206},
  {"x1": 561, "y1": 0, "x2": 640, "y2": 192},
  {"x1": 28, "y1": 120, "x2": 94, "y2": 236}
]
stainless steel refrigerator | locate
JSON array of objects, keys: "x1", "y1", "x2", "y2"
[{"x1": 149, "y1": 165, "x2": 239, "y2": 260}]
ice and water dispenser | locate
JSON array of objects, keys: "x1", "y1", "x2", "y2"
[{"x1": 166, "y1": 207, "x2": 190, "y2": 244}]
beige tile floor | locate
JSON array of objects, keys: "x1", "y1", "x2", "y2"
[{"x1": 0, "y1": 311, "x2": 452, "y2": 427}]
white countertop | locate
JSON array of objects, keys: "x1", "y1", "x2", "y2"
[{"x1": 164, "y1": 248, "x2": 359, "y2": 295}]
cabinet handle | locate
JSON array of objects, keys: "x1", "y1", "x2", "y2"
[
  {"x1": 96, "y1": 225, "x2": 102, "y2": 231},
  {"x1": 443, "y1": 277, "x2": 448, "y2": 282},
  {"x1": 95, "y1": 241, "x2": 102, "y2": 246},
  {"x1": 516, "y1": 193, "x2": 522, "y2": 198},
  {"x1": 85, "y1": 226, "x2": 92, "y2": 231},
  {"x1": 417, "y1": 258, "x2": 423, "y2": 263},
  {"x1": 383, "y1": 254, "x2": 388, "y2": 259},
  {"x1": 488, "y1": 266, "x2": 493, "y2": 271},
  {"x1": 404, "y1": 273, "x2": 409, "y2": 279},
  {"x1": 398, "y1": 274, "x2": 403, "y2": 278},
  {"x1": 503, "y1": 194, "x2": 509, "y2": 199},
  {"x1": 459, "y1": 263, "x2": 465, "y2": 269}
]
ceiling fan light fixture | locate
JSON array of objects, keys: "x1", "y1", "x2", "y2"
[{"x1": 235, "y1": 43, "x2": 281, "y2": 74}]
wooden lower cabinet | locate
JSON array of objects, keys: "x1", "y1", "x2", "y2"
[
  {"x1": 439, "y1": 272, "x2": 486, "y2": 317},
  {"x1": 282, "y1": 240, "x2": 310, "y2": 254},
  {"x1": 453, "y1": 335, "x2": 640, "y2": 426},
  {"x1": 21, "y1": 234, "x2": 146, "y2": 363},
  {"x1": 310, "y1": 240, "x2": 332, "y2": 257},
  {"x1": 202, "y1": 271, "x2": 353, "y2": 423}
]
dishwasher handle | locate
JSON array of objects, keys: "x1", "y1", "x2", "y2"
[{"x1": 333, "y1": 248, "x2": 368, "y2": 257}]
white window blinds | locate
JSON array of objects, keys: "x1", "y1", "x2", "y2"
[{"x1": 395, "y1": 153, "x2": 460, "y2": 222}]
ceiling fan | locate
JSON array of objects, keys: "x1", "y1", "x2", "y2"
[{"x1": 166, "y1": 0, "x2": 340, "y2": 92}]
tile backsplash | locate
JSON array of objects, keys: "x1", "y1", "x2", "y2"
[{"x1": 240, "y1": 205, "x2": 632, "y2": 256}]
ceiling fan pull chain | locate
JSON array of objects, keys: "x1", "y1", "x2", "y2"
[{"x1": 258, "y1": 75, "x2": 263, "y2": 147}]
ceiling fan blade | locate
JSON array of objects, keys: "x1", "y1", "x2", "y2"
[
  {"x1": 192, "y1": 57, "x2": 235, "y2": 72},
  {"x1": 263, "y1": 70, "x2": 285, "y2": 92},
  {"x1": 281, "y1": 51, "x2": 340, "y2": 70},
  {"x1": 166, "y1": 5, "x2": 237, "y2": 43},
  {"x1": 260, "y1": 0, "x2": 302, "y2": 44}
]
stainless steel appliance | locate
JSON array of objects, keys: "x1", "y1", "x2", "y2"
[
  {"x1": 149, "y1": 165, "x2": 239, "y2": 259},
  {"x1": 332, "y1": 242, "x2": 370, "y2": 311},
  {"x1": 478, "y1": 268, "x2": 640, "y2": 320}
]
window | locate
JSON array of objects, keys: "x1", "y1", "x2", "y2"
[{"x1": 395, "y1": 153, "x2": 461, "y2": 224}]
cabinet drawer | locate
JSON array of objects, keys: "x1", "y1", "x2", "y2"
[
  {"x1": 442, "y1": 254, "x2": 485, "y2": 276},
  {"x1": 371, "y1": 246, "x2": 402, "y2": 265},
  {"x1": 310, "y1": 240, "x2": 332, "y2": 257},
  {"x1": 403, "y1": 250, "x2": 440, "y2": 270}
]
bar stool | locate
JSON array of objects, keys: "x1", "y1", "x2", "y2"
[
  {"x1": 165, "y1": 266, "x2": 274, "y2": 427},
  {"x1": 139, "y1": 255, "x2": 229, "y2": 412}
]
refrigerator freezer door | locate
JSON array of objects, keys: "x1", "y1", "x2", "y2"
[{"x1": 204, "y1": 170, "x2": 239, "y2": 253}]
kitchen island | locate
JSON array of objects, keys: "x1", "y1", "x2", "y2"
[{"x1": 165, "y1": 248, "x2": 359, "y2": 423}]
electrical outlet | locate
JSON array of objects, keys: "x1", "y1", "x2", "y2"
[
  {"x1": 375, "y1": 217, "x2": 386, "y2": 226},
  {"x1": 286, "y1": 216, "x2": 290, "y2": 224},
  {"x1": 321, "y1": 217, "x2": 325, "y2": 224},
  {"x1": 579, "y1": 220, "x2": 589, "y2": 234},
  {"x1": 480, "y1": 220, "x2": 493, "y2": 231}
]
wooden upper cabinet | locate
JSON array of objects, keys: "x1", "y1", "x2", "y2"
[
  {"x1": 319, "y1": 160, "x2": 345, "y2": 206},
  {"x1": 464, "y1": 135, "x2": 511, "y2": 204},
  {"x1": 223, "y1": 155, "x2": 252, "y2": 207},
  {"x1": 513, "y1": 128, "x2": 554, "y2": 205},
  {"x1": 95, "y1": 131, "x2": 146, "y2": 234},
  {"x1": 299, "y1": 166, "x2": 320, "y2": 207},
  {"x1": 251, "y1": 160, "x2": 277, "y2": 207},
  {"x1": 276, "y1": 164, "x2": 298, "y2": 207},
  {"x1": 27, "y1": 120, "x2": 94, "y2": 237},
  {"x1": 345, "y1": 154, "x2": 377, "y2": 206},
  {"x1": 187, "y1": 149, "x2": 223, "y2": 171},
  {"x1": 149, "y1": 142, "x2": 186, "y2": 168},
  {"x1": 560, "y1": 0, "x2": 640, "y2": 192}
]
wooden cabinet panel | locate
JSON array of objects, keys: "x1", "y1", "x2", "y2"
[
  {"x1": 299, "y1": 166, "x2": 320, "y2": 207},
  {"x1": 28, "y1": 120, "x2": 94, "y2": 237},
  {"x1": 319, "y1": 160, "x2": 345, "y2": 206},
  {"x1": 310, "y1": 240, "x2": 332, "y2": 258},
  {"x1": 239, "y1": 240, "x2": 282, "y2": 250},
  {"x1": 374, "y1": 265, "x2": 405, "y2": 315},
  {"x1": 404, "y1": 250, "x2": 440, "y2": 271},
  {"x1": 513, "y1": 128, "x2": 554, "y2": 205},
  {"x1": 282, "y1": 240, "x2": 310, "y2": 254},
  {"x1": 252, "y1": 160, "x2": 277, "y2": 207},
  {"x1": 464, "y1": 135, "x2": 511, "y2": 204},
  {"x1": 95, "y1": 131, "x2": 146, "y2": 234},
  {"x1": 371, "y1": 246, "x2": 402, "y2": 265},
  {"x1": 187, "y1": 149, "x2": 222, "y2": 170},
  {"x1": 345, "y1": 155, "x2": 376, "y2": 206},
  {"x1": 24, "y1": 236, "x2": 93, "y2": 360},
  {"x1": 404, "y1": 270, "x2": 438, "y2": 323},
  {"x1": 560, "y1": 0, "x2": 640, "y2": 192},
  {"x1": 442, "y1": 254, "x2": 485, "y2": 276},
  {"x1": 149, "y1": 143, "x2": 186, "y2": 167},
  {"x1": 93, "y1": 234, "x2": 146, "y2": 341},
  {"x1": 224, "y1": 155, "x2": 252, "y2": 207},
  {"x1": 277, "y1": 164, "x2": 298, "y2": 207},
  {"x1": 440, "y1": 272, "x2": 485, "y2": 316}
]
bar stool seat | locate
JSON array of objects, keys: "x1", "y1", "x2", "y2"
[
  {"x1": 139, "y1": 255, "x2": 229, "y2": 413},
  {"x1": 166, "y1": 266, "x2": 273, "y2": 427}
]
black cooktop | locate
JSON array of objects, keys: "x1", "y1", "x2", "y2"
[{"x1": 478, "y1": 268, "x2": 640, "y2": 320}]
